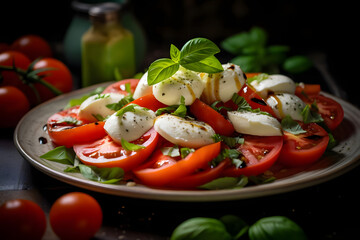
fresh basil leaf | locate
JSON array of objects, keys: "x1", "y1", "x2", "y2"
[
  {"x1": 283, "y1": 55, "x2": 313, "y2": 74},
  {"x1": 212, "y1": 134, "x2": 244, "y2": 148},
  {"x1": 249, "y1": 216, "x2": 307, "y2": 240},
  {"x1": 179, "y1": 38, "x2": 220, "y2": 65},
  {"x1": 301, "y1": 104, "x2": 323, "y2": 124},
  {"x1": 220, "y1": 32, "x2": 252, "y2": 55},
  {"x1": 170, "y1": 44, "x2": 180, "y2": 62},
  {"x1": 199, "y1": 176, "x2": 248, "y2": 190},
  {"x1": 247, "y1": 73, "x2": 269, "y2": 84},
  {"x1": 78, "y1": 164, "x2": 124, "y2": 184},
  {"x1": 106, "y1": 95, "x2": 134, "y2": 111},
  {"x1": 281, "y1": 115, "x2": 307, "y2": 134},
  {"x1": 92, "y1": 113, "x2": 106, "y2": 121},
  {"x1": 219, "y1": 215, "x2": 249, "y2": 239},
  {"x1": 170, "y1": 217, "x2": 232, "y2": 240},
  {"x1": 156, "y1": 96, "x2": 187, "y2": 117},
  {"x1": 120, "y1": 138, "x2": 146, "y2": 151},
  {"x1": 40, "y1": 146, "x2": 75, "y2": 165},
  {"x1": 231, "y1": 55, "x2": 261, "y2": 73},
  {"x1": 56, "y1": 116, "x2": 83, "y2": 125},
  {"x1": 147, "y1": 58, "x2": 180, "y2": 85},
  {"x1": 181, "y1": 55, "x2": 223, "y2": 73},
  {"x1": 180, "y1": 147, "x2": 195, "y2": 159}
]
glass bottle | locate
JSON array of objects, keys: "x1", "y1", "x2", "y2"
[{"x1": 81, "y1": 2, "x2": 135, "y2": 87}]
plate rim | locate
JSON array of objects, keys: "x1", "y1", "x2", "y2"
[{"x1": 13, "y1": 82, "x2": 360, "y2": 202}]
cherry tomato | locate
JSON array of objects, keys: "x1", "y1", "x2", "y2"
[
  {"x1": 300, "y1": 94, "x2": 344, "y2": 131},
  {"x1": 0, "y1": 42, "x2": 10, "y2": 53},
  {"x1": 190, "y1": 98, "x2": 235, "y2": 136},
  {"x1": 11, "y1": 35, "x2": 52, "y2": 60},
  {"x1": 49, "y1": 192, "x2": 102, "y2": 240},
  {"x1": 278, "y1": 122, "x2": 329, "y2": 167},
  {"x1": 0, "y1": 86, "x2": 30, "y2": 128},
  {"x1": 0, "y1": 51, "x2": 32, "y2": 94},
  {"x1": 47, "y1": 106, "x2": 107, "y2": 147},
  {"x1": 222, "y1": 135, "x2": 283, "y2": 177},
  {"x1": 102, "y1": 79, "x2": 139, "y2": 95},
  {"x1": 133, "y1": 142, "x2": 221, "y2": 187},
  {"x1": 129, "y1": 93, "x2": 167, "y2": 112},
  {"x1": 0, "y1": 199, "x2": 46, "y2": 240},
  {"x1": 32, "y1": 58, "x2": 73, "y2": 103},
  {"x1": 73, "y1": 128, "x2": 160, "y2": 171}
]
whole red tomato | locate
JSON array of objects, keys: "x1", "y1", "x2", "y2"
[
  {"x1": 0, "y1": 50, "x2": 32, "y2": 91},
  {"x1": 49, "y1": 192, "x2": 103, "y2": 240},
  {"x1": 0, "y1": 199, "x2": 47, "y2": 240},
  {"x1": 11, "y1": 34, "x2": 52, "y2": 60},
  {"x1": 32, "y1": 58, "x2": 73, "y2": 103},
  {"x1": 0, "y1": 86, "x2": 30, "y2": 128}
]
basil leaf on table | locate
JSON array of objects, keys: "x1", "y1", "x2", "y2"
[
  {"x1": 170, "y1": 217, "x2": 232, "y2": 240},
  {"x1": 249, "y1": 216, "x2": 307, "y2": 240}
]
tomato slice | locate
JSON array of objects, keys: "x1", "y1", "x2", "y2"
[
  {"x1": 166, "y1": 160, "x2": 230, "y2": 189},
  {"x1": 223, "y1": 84, "x2": 278, "y2": 118},
  {"x1": 47, "y1": 106, "x2": 106, "y2": 147},
  {"x1": 278, "y1": 122, "x2": 329, "y2": 167},
  {"x1": 190, "y1": 98, "x2": 235, "y2": 136},
  {"x1": 132, "y1": 142, "x2": 221, "y2": 187},
  {"x1": 102, "y1": 79, "x2": 140, "y2": 95},
  {"x1": 73, "y1": 128, "x2": 159, "y2": 172},
  {"x1": 222, "y1": 135, "x2": 283, "y2": 177},
  {"x1": 300, "y1": 94, "x2": 344, "y2": 131},
  {"x1": 295, "y1": 84, "x2": 321, "y2": 97},
  {"x1": 129, "y1": 93, "x2": 167, "y2": 112}
]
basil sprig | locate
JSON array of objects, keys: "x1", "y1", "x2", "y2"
[{"x1": 147, "y1": 38, "x2": 223, "y2": 85}]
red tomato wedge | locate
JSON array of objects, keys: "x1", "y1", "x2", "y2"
[
  {"x1": 73, "y1": 128, "x2": 159, "y2": 172},
  {"x1": 222, "y1": 135, "x2": 283, "y2": 177},
  {"x1": 278, "y1": 122, "x2": 329, "y2": 167},
  {"x1": 300, "y1": 94, "x2": 344, "y2": 131},
  {"x1": 133, "y1": 142, "x2": 221, "y2": 187},
  {"x1": 102, "y1": 79, "x2": 139, "y2": 95},
  {"x1": 190, "y1": 98, "x2": 235, "y2": 136},
  {"x1": 47, "y1": 106, "x2": 106, "y2": 148},
  {"x1": 129, "y1": 93, "x2": 167, "y2": 112}
]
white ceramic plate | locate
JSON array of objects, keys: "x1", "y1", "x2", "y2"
[{"x1": 14, "y1": 82, "x2": 360, "y2": 202}]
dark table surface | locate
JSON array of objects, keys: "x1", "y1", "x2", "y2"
[{"x1": 1, "y1": 55, "x2": 360, "y2": 240}]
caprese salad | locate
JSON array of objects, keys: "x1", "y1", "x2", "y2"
[{"x1": 41, "y1": 38, "x2": 344, "y2": 190}]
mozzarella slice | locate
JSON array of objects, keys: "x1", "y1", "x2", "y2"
[
  {"x1": 228, "y1": 111, "x2": 282, "y2": 136},
  {"x1": 78, "y1": 93, "x2": 125, "y2": 122},
  {"x1": 152, "y1": 68, "x2": 204, "y2": 106},
  {"x1": 249, "y1": 74, "x2": 296, "y2": 99},
  {"x1": 104, "y1": 107, "x2": 156, "y2": 143},
  {"x1": 133, "y1": 71, "x2": 153, "y2": 99},
  {"x1": 154, "y1": 114, "x2": 215, "y2": 148},
  {"x1": 200, "y1": 63, "x2": 246, "y2": 104},
  {"x1": 266, "y1": 93, "x2": 306, "y2": 121}
]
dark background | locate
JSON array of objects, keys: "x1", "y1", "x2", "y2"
[
  {"x1": 1, "y1": 1, "x2": 359, "y2": 239},
  {"x1": 0, "y1": 0, "x2": 356, "y2": 104}
]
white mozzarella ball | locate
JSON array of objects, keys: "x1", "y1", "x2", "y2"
[
  {"x1": 78, "y1": 93, "x2": 125, "y2": 122},
  {"x1": 266, "y1": 93, "x2": 306, "y2": 121},
  {"x1": 200, "y1": 63, "x2": 246, "y2": 104},
  {"x1": 249, "y1": 74, "x2": 296, "y2": 99},
  {"x1": 154, "y1": 114, "x2": 215, "y2": 148},
  {"x1": 133, "y1": 71, "x2": 152, "y2": 99},
  {"x1": 152, "y1": 68, "x2": 204, "y2": 106},
  {"x1": 228, "y1": 111, "x2": 282, "y2": 136},
  {"x1": 104, "y1": 108, "x2": 156, "y2": 143}
]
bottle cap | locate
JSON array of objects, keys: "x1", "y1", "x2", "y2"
[{"x1": 89, "y1": 2, "x2": 122, "y2": 23}]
